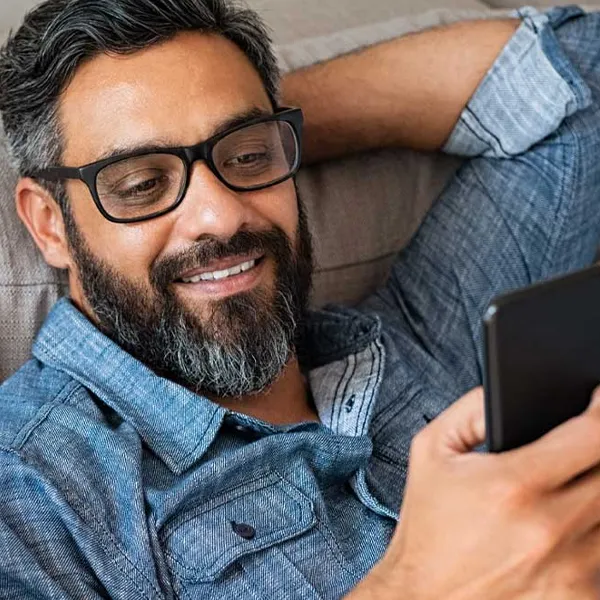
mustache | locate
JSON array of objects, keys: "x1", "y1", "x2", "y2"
[{"x1": 151, "y1": 228, "x2": 294, "y2": 290}]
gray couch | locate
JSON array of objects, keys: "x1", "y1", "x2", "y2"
[{"x1": 0, "y1": 0, "x2": 597, "y2": 383}]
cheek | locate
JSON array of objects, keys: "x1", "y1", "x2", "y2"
[
  {"x1": 67, "y1": 182, "x2": 171, "y2": 280},
  {"x1": 66, "y1": 178, "x2": 299, "y2": 281},
  {"x1": 256, "y1": 180, "x2": 299, "y2": 241}
]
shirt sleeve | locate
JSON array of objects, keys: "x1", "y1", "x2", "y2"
[
  {"x1": 443, "y1": 6, "x2": 592, "y2": 158},
  {"x1": 361, "y1": 6, "x2": 600, "y2": 437}
]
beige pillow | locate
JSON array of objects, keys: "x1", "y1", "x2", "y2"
[
  {"x1": 299, "y1": 149, "x2": 461, "y2": 307},
  {"x1": 0, "y1": 128, "x2": 68, "y2": 382},
  {"x1": 248, "y1": 0, "x2": 490, "y2": 44}
]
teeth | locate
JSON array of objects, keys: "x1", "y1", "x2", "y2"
[{"x1": 181, "y1": 259, "x2": 257, "y2": 283}]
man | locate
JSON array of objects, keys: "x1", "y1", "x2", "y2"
[{"x1": 1, "y1": 0, "x2": 600, "y2": 598}]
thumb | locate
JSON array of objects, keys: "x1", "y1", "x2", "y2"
[{"x1": 430, "y1": 387, "x2": 486, "y2": 456}]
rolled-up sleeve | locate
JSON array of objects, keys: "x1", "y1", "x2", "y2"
[
  {"x1": 443, "y1": 6, "x2": 592, "y2": 158},
  {"x1": 362, "y1": 5, "x2": 600, "y2": 428}
]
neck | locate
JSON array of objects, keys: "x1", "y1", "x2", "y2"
[{"x1": 212, "y1": 357, "x2": 319, "y2": 426}]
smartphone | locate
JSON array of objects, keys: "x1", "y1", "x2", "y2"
[{"x1": 483, "y1": 264, "x2": 600, "y2": 453}]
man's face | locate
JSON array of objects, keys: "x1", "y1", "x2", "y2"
[{"x1": 56, "y1": 32, "x2": 313, "y2": 397}]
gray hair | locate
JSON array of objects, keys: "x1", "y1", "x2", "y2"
[{"x1": 0, "y1": 0, "x2": 280, "y2": 211}]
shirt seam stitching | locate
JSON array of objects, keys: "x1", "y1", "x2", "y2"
[
  {"x1": 539, "y1": 119, "x2": 579, "y2": 276},
  {"x1": 0, "y1": 445, "x2": 20, "y2": 457},
  {"x1": 334, "y1": 353, "x2": 358, "y2": 431},
  {"x1": 160, "y1": 472, "x2": 282, "y2": 540},
  {"x1": 12, "y1": 380, "x2": 81, "y2": 451},
  {"x1": 162, "y1": 472, "x2": 315, "y2": 579},
  {"x1": 464, "y1": 106, "x2": 510, "y2": 157},
  {"x1": 2, "y1": 442, "x2": 164, "y2": 599},
  {"x1": 65, "y1": 491, "x2": 166, "y2": 600},
  {"x1": 357, "y1": 339, "x2": 384, "y2": 437},
  {"x1": 177, "y1": 407, "x2": 222, "y2": 471}
]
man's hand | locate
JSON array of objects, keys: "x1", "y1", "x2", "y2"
[
  {"x1": 282, "y1": 19, "x2": 519, "y2": 164},
  {"x1": 348, "y1": 388, "x2": 600, "y2": 599}
]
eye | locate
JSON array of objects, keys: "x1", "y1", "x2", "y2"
[
  {"x1": 117, "y1": 176, "x2": 165, "y2": 198},
  {"x1": 107, "y1": 170, "x2": 175, "y2": 206},
  {"x1": 225, "y1": 152, "x2": 270, "y2": 167}
]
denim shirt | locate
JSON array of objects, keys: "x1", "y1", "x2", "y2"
[{"x1": 3, "y1": 7, "x2": 600, "y2": 599}]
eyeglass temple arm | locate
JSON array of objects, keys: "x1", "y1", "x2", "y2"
[{"x1": 31, "y1": 165, "x2": 83, "y2": 181}]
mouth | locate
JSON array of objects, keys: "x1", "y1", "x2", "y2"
[{"x1": 174, "y1": 254, "x2": 268, "y2": 298}]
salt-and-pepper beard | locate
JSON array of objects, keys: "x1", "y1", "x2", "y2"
[{"x1": 65, "y1": 198, "x2": 314, "y2": 398}]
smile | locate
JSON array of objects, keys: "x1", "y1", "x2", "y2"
[
  {"x1": 180, "y1": 259, "x2": 258, "y2": 283},
  {"x1": 174, "y1": 255, "x2": 267, "y2": 299}
]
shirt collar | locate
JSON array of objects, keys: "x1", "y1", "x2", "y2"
[
  {"x1": 32, "y1": 298, "x2": 225, "y2": 475},
  {"x1": 299, "y1": 305, "x2": 384, "y2": 437},
  {"x1": 297, "y1": 304, "x2": 382, "y2": 369},
  {"x1": 32, "y1": 299, "x2": 382, "y2": 472}
]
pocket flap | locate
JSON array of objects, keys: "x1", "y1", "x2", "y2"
[{"x1": 161, "y1": 473, "x2": 316, "y2": 582}]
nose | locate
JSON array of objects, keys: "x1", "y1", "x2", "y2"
[{"x1": 172, "y1": 161, "x2": 259, "y2": 241}]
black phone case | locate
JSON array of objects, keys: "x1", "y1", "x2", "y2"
[{"x1": 484, "y1": 264, "x2": 600, "y2": 453}]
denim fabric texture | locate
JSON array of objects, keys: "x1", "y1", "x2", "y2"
[{"x1": 2, "y1": 6, "x2": 600, "y2": 599}]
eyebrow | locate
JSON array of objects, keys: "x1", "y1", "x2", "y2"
[{"x1": 94, "y1": 106, "x2": 273, "y2": 163}]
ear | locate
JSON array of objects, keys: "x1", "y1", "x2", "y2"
[{"x1": 15, "y1": 177, "x2": 72, "y2": 270}]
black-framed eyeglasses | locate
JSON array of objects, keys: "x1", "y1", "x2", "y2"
[{"x1": 32, "y1": 107, "x2": 304, "y2": 224}]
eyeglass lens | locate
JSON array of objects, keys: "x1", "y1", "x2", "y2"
[{"x1": 95, "y1": 120, "x2": 298, "y2": 221}]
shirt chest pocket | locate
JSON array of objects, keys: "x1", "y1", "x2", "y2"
[{"x1": 160, "y1": 473, "x2": 321, "y2": 597}]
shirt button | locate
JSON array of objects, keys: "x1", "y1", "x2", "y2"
[{"x1": 231, "y1": 521, "x2": 256, "y2": 540}]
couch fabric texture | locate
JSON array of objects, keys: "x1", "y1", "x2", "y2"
[{"x1": 0, "y1": 0, "x2": 597, "y2": 382}]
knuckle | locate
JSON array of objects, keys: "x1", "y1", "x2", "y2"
[
  {"x1": 489, "y1": 471, "x2": 533, "y2": 511},
  {"x1": 525, "y1": 513, "x2": 563, "y2": 557}
]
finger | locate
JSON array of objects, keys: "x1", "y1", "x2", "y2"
[
  {"x1": 546, "y1": 464, "x2": 600, "y2": 541},
  {"x1": 426, "y1": 387, "x2": 486, "y2": 456},
  {"x1": 503, "y1": 387, "x2": 600, "y2": 490},
  {"x1": 559, "y1": 522, "x2": 600, "y2": 583}
]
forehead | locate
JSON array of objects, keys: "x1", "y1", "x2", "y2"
[{"x1": 58, "y1": 32, "x2": 273, "y2": 166}]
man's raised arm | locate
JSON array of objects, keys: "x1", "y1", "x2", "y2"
[{"x1": 281, "y1": 18, "x2": 519, "y2": 163}]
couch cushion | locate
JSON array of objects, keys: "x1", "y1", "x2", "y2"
[
  {"x1": 0, "y1": 127, "x2": 68, "y2": 382},
  {"x1": 485, "y1": 1, "x2": 600, "y2": 8},
  {"x1": 274, "y1": 8, "x2": 499, "y2": 70},
  {"x1": 299, "y1": 149, "x2": 462, "y2": 307},
  {"x1": 248, "y1": 0, "x2": 490, "y2": 43}
]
